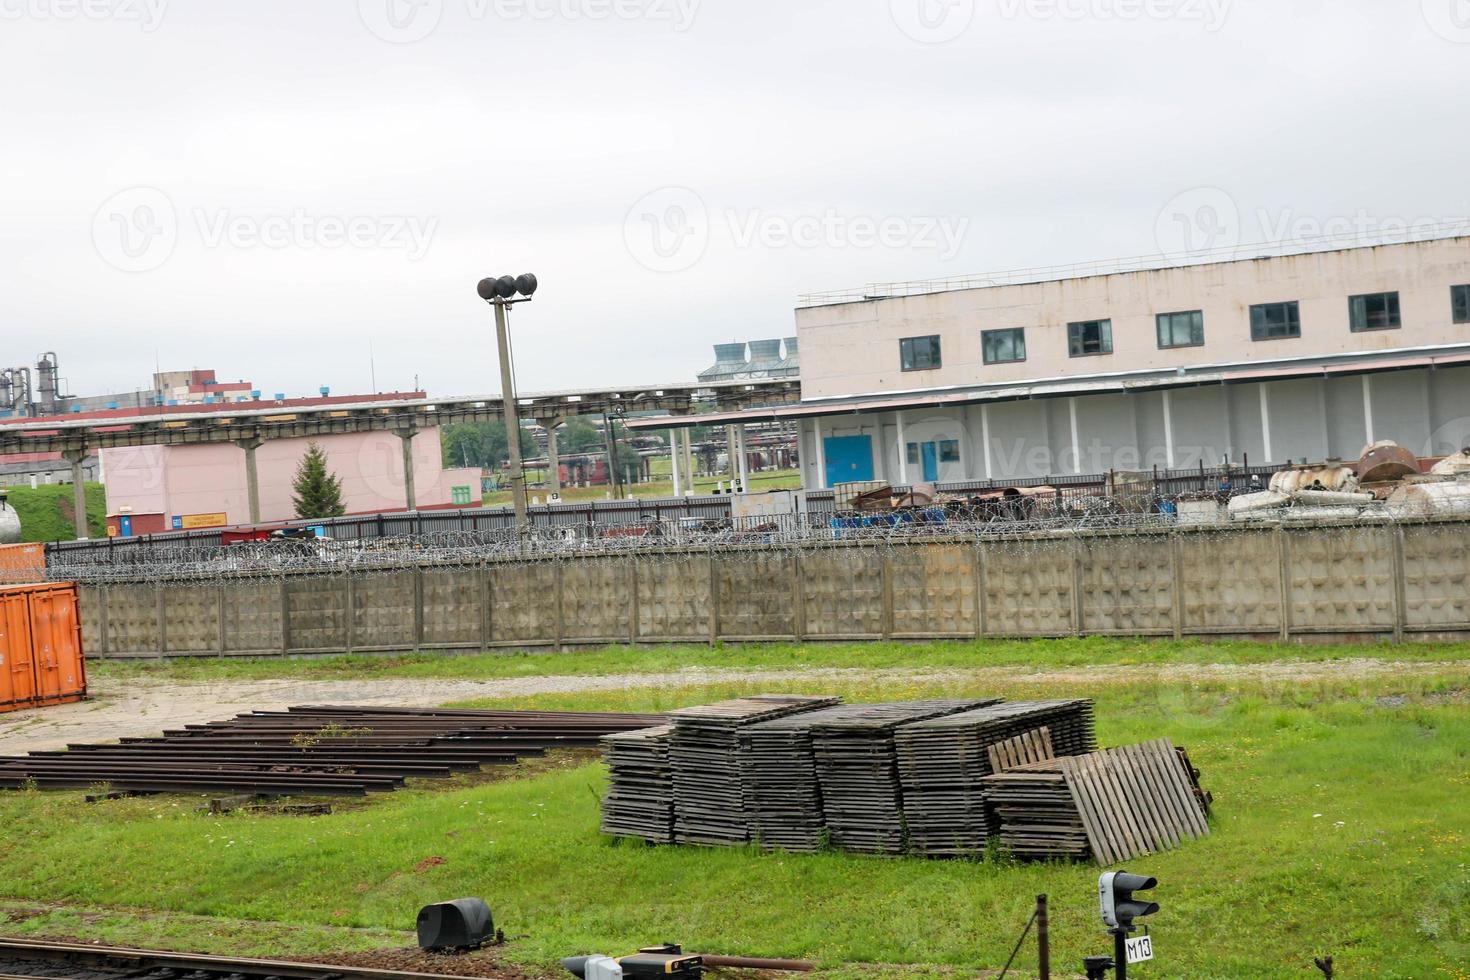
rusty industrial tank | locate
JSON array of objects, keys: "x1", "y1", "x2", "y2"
[{"x1": 1269, "y1": 459, "x2": 1359, "y2": 494}]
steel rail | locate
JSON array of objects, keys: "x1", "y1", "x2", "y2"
[{"x1": 0, "y1": 938, "x2": 497, "y2": 980}]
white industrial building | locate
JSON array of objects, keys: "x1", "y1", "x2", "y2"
[{"x1": 638, "y1": 235, "x2": 1470, "y2": 489}]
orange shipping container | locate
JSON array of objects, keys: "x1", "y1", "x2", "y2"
[
  {"x1": 0, "y1": 543, "x2": 46, "y2": 586},
  {"x1": 0, "y1": 582, "x2": 86, "y2": 714}
]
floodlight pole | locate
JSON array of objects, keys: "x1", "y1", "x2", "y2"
[{"x1": 492, "y1": 296, "x2": 529, "y2": 532}]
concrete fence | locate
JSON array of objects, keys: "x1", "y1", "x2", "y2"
[{"x1": 77, "y1": 520, "x2": 1470, "y2": 658}]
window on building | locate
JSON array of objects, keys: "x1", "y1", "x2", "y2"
[
  {"x1": 1068, "y1": 319, "x2": 1113, "y2": 357},
  {"x1": 1349, "y1": 292, "x2": 1401, "y2": 332},
  {"x1": 982, "y1": 328, "x2": 1026, "y2": 364},
  {"x1": 939, "y1": 440, "x2": 960, "y2": 462},
  {"x1": 1157, "y1": 310, "x2": 1205, "y2": 349},
  {"x1": 1453, "y1": 284, "x2": 1470, "y2": 324},
  {"x1": 900, "y1": 335, "x2": 942, "y2": 371},
  {"x1": 1250, "y1": 301, "x2": 1301, "y2": 341},
  {"x1": 906, "y1": 443, "x2": 919, "y2": 464}
]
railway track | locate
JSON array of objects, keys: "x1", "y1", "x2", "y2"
[{"x1": 0, "y1": 939, "x2": 501, "y2": 980}]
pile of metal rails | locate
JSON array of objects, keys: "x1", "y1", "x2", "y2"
[
  {"x1": 601, "y1": 695, "x2": 1211, "y2": 865},
  {"x1": 0, "y1": 705, "x2": 665, "y2": 797}
]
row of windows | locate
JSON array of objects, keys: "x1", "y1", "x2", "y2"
[{"x1": 896, "y1": 284, "x2": 1470, "y2": 370}]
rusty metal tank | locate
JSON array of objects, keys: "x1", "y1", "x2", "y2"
[
  {"x1": 1357, "y1": 441, "x2": 1420, "y2": 485},
  {"x1": 1269, "y1": 459, "x2": 1359, "y2": 494}
]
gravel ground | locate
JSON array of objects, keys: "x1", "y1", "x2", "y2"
[{"x1": 1, "y1": 658, "x2": 1464, "y2": 754}]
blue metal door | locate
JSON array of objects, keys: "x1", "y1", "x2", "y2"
[
  {"x1": 118, "y1": 515, "x2": 133, "y2": 537},
  {"x1": 921, "y1": 442, "x2": 939, "y2": 482},
  {"x1": 824, "y1": 435, "x2": 874, "y2": 486}
]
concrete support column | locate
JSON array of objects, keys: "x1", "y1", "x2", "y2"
[
  {"x1": 726, "y1": 425, "x2": 738, "y2": 482},
  {"x1": 682, "y1": 427, "x2": 696, "y2": 492},
  {"x1": 670, "y1": 431, "x2": 683, "y2": 497},
  {"x1": 736, "y1": 425, "x2": 750, "y2": 491},
  {"x1": 813, "y1": 418, "x2": 827, "y2": 490},
  {"x1": 236, "y1": 436, "x2": 264, "y2": 525},
  {"x1": 62, "y1": 448, "x2": 90, "y2": 540},
  {"x1": 396, "y1": 428, "x2": 418, "y2": 512},
  {"x1": 538, "y1": 417, "x2": 565, "y2": 496},
  {"x1": 895, "y1": 411, "x2": 908, "y2": 485}
]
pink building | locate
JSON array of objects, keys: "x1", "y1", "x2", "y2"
[{"x1": 103, "y1": 428, "x2": 481, "y2": 536}]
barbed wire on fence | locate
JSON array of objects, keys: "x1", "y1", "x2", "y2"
[{"x1": 23, "y1": 489, "x2": 1470, "y2": 588}]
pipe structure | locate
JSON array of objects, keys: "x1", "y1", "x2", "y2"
[{"x1": 697, "y1": 955, "x2": 815, "y2": 972}]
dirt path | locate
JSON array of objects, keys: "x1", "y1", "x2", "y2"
[{"x1": 1, "y1": 658, "x2": 1465, "y2": 754}]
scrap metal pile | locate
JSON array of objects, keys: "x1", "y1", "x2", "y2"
[
  {"x1": 601, "y1": 695, "x2": 1210, "y2": 865},
  {"x1": 1227, "y1": 442, "x2": 1470, "y2": 523},
  {"x1": 0, "y1": 705, "x2": 664, "y2": 797}
]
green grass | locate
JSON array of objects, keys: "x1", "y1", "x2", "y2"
[
  {"x1": 5, "y1": 482, "x2": 106, "y2": 542},
  {"x1": 484, "y1": 468, "x2": 802, "y2": 506},
  {"x1": 2, "y1": 666, "x2": 1469, "y2": 978},
  {"x1": 88, "y1": 635, "x2": 1470, "y2": 686}
]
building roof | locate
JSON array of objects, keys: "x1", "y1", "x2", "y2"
[
  {"x1": 797, "y1": 228, "x2": 1470, "y2": 309},
  {"x1": 0, "y1": 378, "x2": 801, "y2": 455},
  {"x1": 625, "y1": 342, "x2": 1470, "y2": 431}
]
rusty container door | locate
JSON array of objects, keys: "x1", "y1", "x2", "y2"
[
  {"x1": 27, "y1": 583, "x2": 87, "y2": 708},
  {"x1": 0, "y1": 588, "x2": 38, "y2": 712}
]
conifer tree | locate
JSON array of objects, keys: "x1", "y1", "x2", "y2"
[{"x1": 291, "y1": 442, "x2": 347, "y2": 519}]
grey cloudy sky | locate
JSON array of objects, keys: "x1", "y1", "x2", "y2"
[{"x1": 2, "y1": 0, "x2": 1467, "y2": 401}]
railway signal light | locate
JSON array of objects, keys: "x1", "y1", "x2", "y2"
[{"x1": 1098, "y1": 871, "x2": 1158, "y2": 931}]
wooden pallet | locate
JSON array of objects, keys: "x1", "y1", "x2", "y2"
[
  {"x1": 982, "y1": 738, "x2": 1210, "y2": 865},
  {"x1": 986, "y1": 726, "x2": 1055, "y2": 773}
]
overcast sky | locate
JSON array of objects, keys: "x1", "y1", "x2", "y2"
[{"x1": 2, "y1": 0, "x2": 1467, "y2": 401}]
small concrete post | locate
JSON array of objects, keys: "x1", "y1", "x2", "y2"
[
  {"x1": 544, "y1": 420, "x2": 563, "y2": 495},
  {"x1": 63, "y1": 447, "x2": 90, "y2": 540},
  {"x1": 236, "y1": 435, "x2": 264, "y2": 525},
  {"x1": 397, "y1": 428, "x2": 418, "y2": 512}
]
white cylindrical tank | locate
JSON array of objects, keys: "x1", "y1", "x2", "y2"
[
  {"x1": 1387, "y1": 481, "x2": 1470, "y2": 519},
  {"x1": 0, "y1": 501, "x2": 21, "y2": 545}
]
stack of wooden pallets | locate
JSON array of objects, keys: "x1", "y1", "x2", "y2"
[
  {"x1": 894, "y1": 700, "x2": 1097, "y2": 856},
  {"x1": 668, "y1": 695, "x2": 841, "y2": 845},
  {"x1": 599, "y1": 724, "x2": 676, "y2": 843},
  {"x1": 808, "y1": 700, "x2": 994, "y2": 854},
  {"x1": 981, "y1": 738, "x2": 1210, "y2": 864}
]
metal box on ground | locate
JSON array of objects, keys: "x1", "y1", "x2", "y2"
[{"x1": 0, "y1": 582, "x2": 86, "y2": 714}]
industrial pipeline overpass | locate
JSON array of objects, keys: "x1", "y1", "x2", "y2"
[{"x1": 0, "y1": 378, "x2": 801, "y2": 538}]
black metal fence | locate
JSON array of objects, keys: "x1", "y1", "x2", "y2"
[{"x1": 43, "y1": 464, "x2": 1281, "y2": 574}]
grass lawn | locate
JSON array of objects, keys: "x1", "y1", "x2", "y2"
[
  {"x1": 4, "y1": 482, "x2": 106, "y2": 542},
  {"x1": 89, "y1": 635, "x2": 1470, "y2": 686},
  {"x1": 484, "y1": 468, "x2": 802, "y2": 507},
  {"x1": 3, "y1": 653, "x2": 1469, "y2": 978}
]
